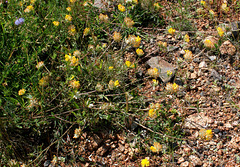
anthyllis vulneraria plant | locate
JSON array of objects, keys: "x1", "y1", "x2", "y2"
[
  {"x1": 165, "y1": 82, "x2": 179, "y2": 93},
  {"x1": 141, "y1": 158, "x2": 150, "y2": 167},
  {"x1": 150, "y1": 142, "x2": 162, "y2": 153},
  {"x1": 183, "y1": 50, "x2": 194, "y2": 62},
  {"x1": 199, "y1": 129, "x2": 213, "y2": 140},
  {"x1": 168, "y1": 27, "x2": 176, "y2": 35},
  {"x1": 147, "y1": 67, "x2": 159, "y2": 78}
]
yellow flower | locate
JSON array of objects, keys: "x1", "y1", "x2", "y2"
[
  {"x1": 152, "y1": 79, "x2": 158, "y2": 86},
  {"x1": 53, "y1": 21, "x2": 59, "y2": 26},
  {"x1": 39, "y1": 76, "x2": 49, "y2": 87},
  {"x1": 141, "y1": 158, "x2": 150, "y2": 167},
  {"x1": 70, "y1": 0, "x2": 76, "y2": 3},
  {"x1": 108, "y1": 80, "x2": 115, "y2": 90},
  {"x1": 73, "y1": 50, "x2": 81, "y2": 56},
  {"x1": 65, "y1": 54, "x2": 71, "y2": 61},
  {"x1": 157, "y1": 41, "x2": 167, "y2": 48},
  {"x1": 147, "y1": 67, "x2": 159, "y2": 78},
  {"x1": 133, "y1": 36, "x2": 141, "y2": 48},
  {"x1": 125, "y1": 60, "x2": 131, "y2": 67},
  {"x1": 199, "y1": 129, "x2": 213, "y2": 140},
  {"x1": 83, "y1": 27, "x2": 90, "y2": 36},
  {"x1": 99, "y1": 13, "x2": 109, "y2": 23},
  {"x1": 136, "y1": 48, "x2": 144, "y2": 56},
  {"x1": 69, "y1": 80, "x2": 80, "y2": 89},
  {"x1": 114, "y1": 80, "x2": 120, "y2": 87},
  {"x1": 165, "y1": 82, "x2": 179, "y2": 93},
  {"x1": 66, "y1": 7, "x2": 72, "y2": 11},
  {"x1": 124, "y1": 17, "x2": 135, "y2": 28},
  {"x1": 148, "y1": 109, "x2": 156, "y2": 118},
  {"x1": 70, "y1": 56, "x2": 79, "y2": 66},
  {"x1": 167, "y1": 70, "x2": 173, "y2": 76},
  {"x1": 68, "y1": 25, "x2": 76, "y2": 35},
  {"x1": 150, "y1": 142, "x2": 162, "y2": 153},
  {"x1": 204, "y1": 39, "x2": 215, "y2": 49},
  {"x1": 118, "y1": 4, "x2": 126, "y2": 12},
  {"x1": 24, "y1": 5, "x2": 34, "y2": 13},
  {"x1": 18, "y1": 89, "x2": 26, "y2": 96},
  {"x1": 133, "y1": 0, "x2": 138, "y2": 4},
  {"x1": 206, "y1": 129, "x2": 213, "y2": 140},
  {"x1": 113, "y1": 31, "x2": 122, "y2": 42},
  {"x1": 172, "y1": 83, "x2": 179, "y2": 91},
  {"x1": 73, "y1": 127, "x2": 81, "y2": 138},
  {"x1": 36, "y1": 61, "x2": 44, "y2": 69},
  {"x1": 19, "y1": 2, "x2": 23, "y2": 6},
  {"x1": 209, "y1": 10, "x2": 217, "y2": 17},
  {"x1": 184, "y1": 50, "x2": 193, "y2": 61},
  {"x1": 153, "y1": 3, "x2": 161, "y2": 10},
  {"x1": 200, "y1": 1, "x2": 206, "y2": 7},
  {"x1": 168, "y1": 28, "x2": 175, "y2": 35},
  {"x1": 217, "y1": 27, "x2": 224, "y2": 37},
  {"x1": 221, "y1": 3, "x2": 229, "y2": 13},
  {"x1": 65, "y1": 15, "x2": 72, "y2": 21},
  {"x1": 30, "y1": 0, "x2": 36, "y2": 4},
  {"x1": 184, "y1": 34, "x2": 190, "y2": 42},
  {"x1": 109, "y1": 66, "x2": 113, "y2": 70}
]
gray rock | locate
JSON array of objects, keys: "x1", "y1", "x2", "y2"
[
  {"x1": 189, "y1": 155, "x2": 202, "y2": 166},
  {"x1": 199, "y1": 61, "x2": 207, "y2": 68},
  {"x1": 209, "y1": 56, "x2": 217, "y2": 61},
  {"x1": 93, "y1": 0, "x2": 108, "y2": 10},
  {"x1": 210, "y1": 69, "x2": 222, "y2": 80},
  {"x1": 146, "y1": 56, "x2": 177, "y2": 83}
]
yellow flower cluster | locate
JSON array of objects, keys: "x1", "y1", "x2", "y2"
[
  {"x1": 39, "y1": 76, "x2": 49, "y2": 87},
  {"x1": 209, "y1": 10, "x2": 217, "y2": 17},
  {"x1": 184, "y1": 34, "x2": 190, "y2": 42},
  {"x1": 109, "y1": 66, "x2": 113, "y2": 70},
  {"x1": 124, "y1": 17, "x2": 134, "y2": 28},
  {"x1": 148, "y1": 109, "x2": 156, "y2": 118},
  {"x1": 108, "y1": 80, "x2": 120, "y2": 89},
  {"x1": 152, "y1": 79, "x2": 159, "y2": 86},
  {"x1": 68, "y1": 25, "x2": 76, "y2": 36},
  {"x1": 99, "y1": 13, "x2": 109, "y2": 23},
  {"x1": 24, "y1": 5, "x2": 34, "y2": 13},
  {"x1": 153, "y1": 3, "x2": 161, "y2": 10},
  {"x1": 18, "y1": 89, "x2": 26, "y2": 96},
  {"x1": 66, "y1": 7, "x2": 72, "y2": 11},
  {"x1": 157, "y1": 41, "x2": 167, "y2": 48},
  {"x1": 168, "y1": 28, "x2": 175, "y2": 35},
  {"x1": 118, "y1": 4, "x2": 126, "y2": 12},
  {"x1": 136, "y1": 48, "x2": 144, "y2": 56},
  {"x1": 70, "y1": 0, "x2": 76, "y2": 3},
  {"x1": 167, "y1": 70, "x2": 173, "y2": 76},
  {"x1": 69, "y1": 80, "x2": 80, "y2": 89},
  {"x1": 126, "y1": 35, "x2": 141, "y2": 48},
  {"x1": 113, "y1": 31, "x2": 122, "y2": 42},
  {"x1": 184, "y1": 50, "x2": 194, "y2": 62},
  {"x1": 36, "y1": 61, "x2": 44, "y2": 69},
  {"x1": 147, "y1": 67, "x2": 159, "y2": 78},
  {"x1": 217, "y1": 27, "x2": 224, "y2": 37},
  {"x1": 165, "y1": 82, "x2": 179, "y2": 93},
  {"x1": 73, "y1": 127, "x2": 81, "y2": 138},
  {"x1": 199, "y1": 129, "x2": 213, "y2": 140},
  {"x1": 141, "y1": 158, "x2": 150, "y2": 167},
  {"x1": 221, "y1": 3, "x2": 229, "y2": 13},
  {"x1": 203, "y1": 39, "x2": 215, "y2": 49},
  {"x1": 53, "y1": 21, "x2": 59, "y2": 26},
  {"x1": 83, "y1": 27, "x2": 90, "y2": 36},
  {"x1": 150, "y1": 142, "x2": 162, "y2": 153},
  {"x1": 65, "y1": 15, "x2": 72, "y2": 21},
  {"x1": 65, "y1": 53, "x2": 79, "y2": 66}
]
